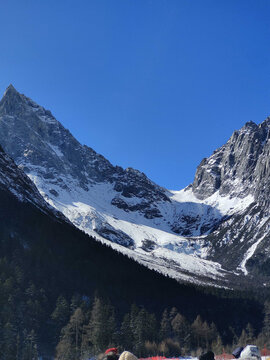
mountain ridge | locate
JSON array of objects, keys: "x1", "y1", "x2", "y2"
[
  {"x1": 0, "y1": 154, "x2": 263, "y2": 357},
  {"x1": 0, "y1": 84, "x2": 269, "y2": 287}
]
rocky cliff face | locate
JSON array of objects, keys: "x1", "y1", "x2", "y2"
[
  {"x1": 192, "y1": 119, "x2": 270, "y2": 201},
  {"x1": 0, "y1": 141, "x2": 65, "y2": 221},
  {"x1": 1, "y1": 84, "x2": 270, "y2": 287},
  {"x1": 0, "y1": 85, "x2": 169, "y2": 218},
  {"x1": 191, "y1": 119, "x2": 270, "y2": 276}
]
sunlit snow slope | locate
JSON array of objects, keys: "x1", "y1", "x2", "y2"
[{"x1": 1, "y1": 85, "x2": 269, "y2": 287}]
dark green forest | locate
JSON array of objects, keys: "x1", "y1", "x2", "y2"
[
  {"x1": 0, "y1": 188, "x2": 269, "y2": 359},
  {"x1": 54, "y1": 296, "x2": 270, "y2": 360}
]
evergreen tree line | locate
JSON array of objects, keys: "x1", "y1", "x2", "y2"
[
  {"x1": 0, "y1": 252, "x2": 269, "y2": 360},
  {"x1": 0, "y1": 258, "x2": 45, "y2": 360},
  {"x1": 54, "y1": 296, "x2": 270, "y2": 360},
  {"x1": 0, "y1": 189, "x2": 269, "y2": 359}
]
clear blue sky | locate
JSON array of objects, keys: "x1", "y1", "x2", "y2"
[{"x1": 0, "y1": 0, "x2": 270, "y2": 189}]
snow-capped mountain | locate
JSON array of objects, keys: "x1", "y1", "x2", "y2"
[
  {"x1": 193, "y1": 119, "x2": 270, "y2": 276},
  {"x1": 0, "y1": 84, "x2": 269, "y2": 287}
]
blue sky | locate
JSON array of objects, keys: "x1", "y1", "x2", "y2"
[{"x1": 0, "y1": 0, "x2": 270, "y2": 189}]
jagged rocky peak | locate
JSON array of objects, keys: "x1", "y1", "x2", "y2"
[
  {"x1": 4, "y1": 83, "x2": 17, "y2": 95},
  {"x1": 0, "y1": 84, "x2": 25, "y2": 114},
  {"x1": 261, "y1": 116, "x2": 270, "y2": 126},
  {"x1": 0, "y1": 84, "x2": 55, "y2": 119},
  {"x1": 2, "y1": 84, "x2": 270, "y2": 282},
  {"x1": 0, "y1": 85, "x2": 115, "y2": 184},
  {"x1": 192, "y1": 118, "x2": 270, "y2": 200},
  {"x1": 0, "y1": 85, "x2": 170, "y2": 215}
]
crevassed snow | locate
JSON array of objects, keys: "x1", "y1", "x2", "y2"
[{"x1": 25, "y1": 167, "x2": 253, "y2": 284}]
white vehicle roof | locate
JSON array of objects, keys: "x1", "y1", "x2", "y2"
[{"x1": 240, "y1": 345, "x2": 261, "y2": 359}]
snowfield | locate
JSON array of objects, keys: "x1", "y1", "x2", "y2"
[
  {"x1": 0, "y1": 85, "x2": 264, "y2": 287},
  {"x1": 27, "y1": 168, "x2": 254, "y2": 286}
]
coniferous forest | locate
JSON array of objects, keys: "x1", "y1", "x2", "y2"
[
  {"x1": 54, "y1": 296, "x2": 270, "y2": 360},
  {"x1": 1, "y1": 0, "x2": 270, "y2": 359},
  {"x1": 0, "y1": 188, "x2": 270, "y2": 359}
]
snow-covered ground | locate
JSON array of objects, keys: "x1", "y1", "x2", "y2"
[
  {"x1": 0, "y1": 86, "x2": 261, "y2": 286},
  {"x1": 27, "y1": 167, "x2": 255, "y2": 285},
  {"x1": 170, "y1": 187, "x2": 254, "y2": 217}
]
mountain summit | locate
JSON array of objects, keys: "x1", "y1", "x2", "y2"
[
  {"x1": 0, "y1": 83, "x2": 24, "y2": 114},
  {"x1": 192, "y1": 118, "x2": 270, "y2": 203},
  {"x1": 0, "y1": 85, "x2": 269, "y2": 287}
]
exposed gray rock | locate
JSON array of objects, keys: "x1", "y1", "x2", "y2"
[
  {"x1": 95, "y1": 223, "x2": 135, "y2": 248},
  {"x1": 0, "y1": 144, "x2": 65, "y2": 221},
  {"x1": 2, "y1": 84, "x2": 270, "y2": 283},
  {"x1": 141, "y1": 239, "x2": 156, "y2": 252},
  {"x1": 0, "y1": 85, "x2": 170, "y2": 206},
  {"x1": 192, "y1": 120, "x2": 270, "y2": 201},
  {"x1": 191, "y1": 118, "x2": 270, "y2": 274},
  {"x1": 0, "y1": 85, "x2": 171, "y2": 251}
]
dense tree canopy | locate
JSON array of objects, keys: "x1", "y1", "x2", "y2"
[{"x1": 0, "y1": 189, "x2": 269, "y2": 359}]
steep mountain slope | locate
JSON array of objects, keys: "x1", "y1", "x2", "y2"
[
  {"x1": 192, "y1": 120, "x2": 270, "y2": 201},
  {"x1": 0, "y1": 85, "x2": 234, "y2": 285},
  {"x1": 0, "y1": 143, "x2": 264, "y2": 358},
  {"x1": 0, "y1": 84, "x2": 268, "y2": 286},
  {"x1": 0, "y1": 143, "x2": 64, "y2": 219},
  {"x1": 192, "y1": 120, "x2": 270, "y2": 276}
]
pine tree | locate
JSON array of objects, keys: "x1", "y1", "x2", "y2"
[
  {"x1": 70, "y1": 294, "x2": 82, "y2": 314},
  {"x1": 15, "y1": 333, "x2": 20, "y2": 360},
  {"x1": 169, "y1": 307, "x2": 178, "y2": 325},
  {"x1": 2, "y1": 321, "x2": 17, "y2": 360},
  {"x1": 133, "y1": 308, "x2": 148, "y2": 356},
  {"x1": 106, "y1": 307, "x2": 118, "y2": 346},
  {"x1": 211, "y1": 335, "x2": 223, "y2": 354},
  {"x1": 246, "y1": 323, "x2": 255, "y2": 344},
  {"x1": 144, "y1": 340, "x2": 158, "y2": 356},
  {"x1": 22, "y1": 329, "x2": 38, "y2": 360},
  {"x1": 0, "y1": 318, "x2": 4, "y2": 358},
  {"x1": 209, "y1": 322, "x2": 219, "y2": 346},
  {"x1": 263, "y1": 301, "x2": 270, "y2": 340},
  {"x1": 238, "y1": 329, "x2": 248, "y2": 346},
  {"x1": 130, "y1": 304, "x2": 140, "y2": 335},
  {"x1": 202, "y1": 321, "x2": 211, "y2": 348},
  {"x1": 51, "y1": 296, "x2": 70, "y2": 345},
  {"x1": 55, "y1": 307, "x2": 85, "y2": 360},
  {"x1": 129, "y1": 307, "x2": 157, "y2": 356},
  {"x1": 160, "y1": 309, "x2": 171, "y2": 341},
  {"x1": 228, "y1": 326, "x2": 238, "y2": 347},
  {"x1": 158, "y1": 338, "x2": 180, "y2": 357},
  {"x1": 171, "y1": 313, "x2": 189, "y2": 344},
  {"x1": 24, "y1": 283, "x2": 46, "y2": 332},
  {"x1": 191, "y1": 315, "x2": 204, "y2": 348},
  {"x1": 85, "y1": 297, "x2": 112, "y2": 354},
  {"x1": 120, "y1": 313, "x2": 134, "y2": 350},
  {"x1": 146, "y1": 313, "x2": 158, "y2": 343}
]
